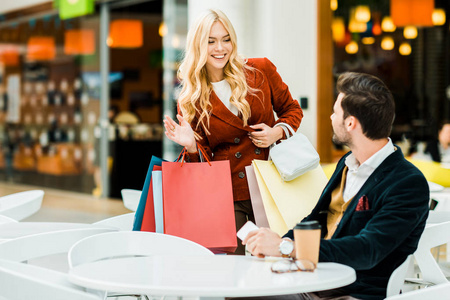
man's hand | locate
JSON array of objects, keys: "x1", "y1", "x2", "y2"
[{"x1": 243, "y1": 228, "x2": 283, "y2": 258}]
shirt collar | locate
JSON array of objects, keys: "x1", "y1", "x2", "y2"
[{"x1": 345, "y1": 138, "x2": 395, "y2": 172}]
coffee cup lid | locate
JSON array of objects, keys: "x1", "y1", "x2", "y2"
[{"x1": 294, "y1": 220, "x2": 321, "y2": 230}]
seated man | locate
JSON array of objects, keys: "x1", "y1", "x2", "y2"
[{"x1": 243, "y1": 72, "x2": 430, "y2": 300}]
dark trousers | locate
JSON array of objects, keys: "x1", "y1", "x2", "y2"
[{"x1": 233, "y1": 200, "x2": 255, "y2": 255}]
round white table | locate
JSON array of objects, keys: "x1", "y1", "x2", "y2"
[
  {"x1": 0, "y1": 222, "x2": 117, "y2": 240},
  {"x1": 68, "y1": 255, "x2": 356, "y2": 298}
]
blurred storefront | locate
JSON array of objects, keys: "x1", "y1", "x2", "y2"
[
  {"x1": 1, "y1": 0, "x2": 449, "y2": 197},
  {"x1": 0, "y1": 0, "x2": 186, "y2": 197}
]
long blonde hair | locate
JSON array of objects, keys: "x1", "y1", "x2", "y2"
[{"x1": 178, "y1": 9, "x2": 254, "y2": 136}]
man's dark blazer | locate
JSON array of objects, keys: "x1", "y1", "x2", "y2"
[{"x1": 284, "y1": 148, "x2": 429, "y2": 300}]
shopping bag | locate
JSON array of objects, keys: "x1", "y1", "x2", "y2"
[
  {"x1": 161, "y1": 145, "x2": 237, "y2": 253},
  {"x1": 133, "y1": 156, "x2": 165, "y2": 231},
  {"x1": 245, "y1": 165, "x2": 270, "y2": 228},
  {"x1": 252, "y1": 159, "x2": 328, "y2": 236},
  {"x1": 151, "y1": 170, "x2": 164, "y2": 233},
  {"x1": 140, "y1": 166, "x2": 162, "y2": 232}
]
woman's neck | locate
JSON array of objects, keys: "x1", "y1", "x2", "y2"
[{"x1": 207, "y1": 69, "x2": 224, "y2": 83}]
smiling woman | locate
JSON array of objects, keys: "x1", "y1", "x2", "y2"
[
  {"x1": 162, "y1": 9, "x2": 303, "y2": 255},
  {"x1": 206, "y1": 21, "x2": 233, "y2": 82}
]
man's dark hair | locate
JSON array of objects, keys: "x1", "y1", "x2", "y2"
[{"x1": 337, "y1": 72, "x2": 395, "y2": 140}]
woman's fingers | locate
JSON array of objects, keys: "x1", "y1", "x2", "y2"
[{"x1": 164, "y1": 115, "x2": 177, "y2": 130}]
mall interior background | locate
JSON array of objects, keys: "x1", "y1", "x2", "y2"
[{"x1": 0, "y1": 0, "x2": 449, "y2": 198}]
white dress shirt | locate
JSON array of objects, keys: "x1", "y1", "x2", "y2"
[
  {"x1": 343, "y1": 138, "x2": 395, "y2": 202},
  {"x1": 211, "y1": 79, "x2": 238, "y2": 116}
]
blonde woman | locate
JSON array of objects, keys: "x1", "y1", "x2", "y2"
[{"x1": 163, "y1": 9, "x2": 303, "y2": 255}]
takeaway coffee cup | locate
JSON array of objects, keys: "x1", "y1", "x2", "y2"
[{"x1": 294, "y1": 221, "x2": 321, "y2": 267}]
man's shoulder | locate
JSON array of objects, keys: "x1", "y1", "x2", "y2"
[{"x1": 379, "y1": 151, "x2": 430, "y2": 194}]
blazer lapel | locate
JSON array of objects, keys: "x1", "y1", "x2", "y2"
[
  {"x1": 210, "y1": 91, "x2": 254, "y2": 132},
  {"x1": 331, "y1": 150, "x2": 401, "y2": 238}
]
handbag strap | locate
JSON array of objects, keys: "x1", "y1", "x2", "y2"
[
  {"x1": 268, "y1": 123, "x2": 297, "y2": 161},
  {"x1": 274, "y1": 122, "x2": 296, "y2": 138}
]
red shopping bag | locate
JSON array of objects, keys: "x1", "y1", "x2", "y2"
[{"x1": 161, "y1": 145, "x2": 237, "y2": 253}]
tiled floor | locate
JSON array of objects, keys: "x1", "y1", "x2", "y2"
[{"x1": 0, "y1": 181, "x2": 130, "y2": 223}]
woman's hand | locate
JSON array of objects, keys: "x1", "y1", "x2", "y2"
[
  {"x1": 163, "y1": 114, "x2": 197, "y2": 153},
  {"x1": 248, "y1": 123, "x2": 284, "y2": 148}
]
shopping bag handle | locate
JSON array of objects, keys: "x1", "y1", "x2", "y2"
[{"x1": 177, "y1": 143, "x2": 211, "y2": 167}]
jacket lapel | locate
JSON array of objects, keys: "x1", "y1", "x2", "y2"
[
  {"x1": 331, "y1": 149, "x2": 402, "y2": 238},
  {"x1": 209, "y1": 90, "x2": 254, "y2": 132}
]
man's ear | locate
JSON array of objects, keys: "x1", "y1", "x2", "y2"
[{"x1": 345, "y1": 116, "x2": 358, "y2": 132}]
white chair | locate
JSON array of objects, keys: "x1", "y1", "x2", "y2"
[
  {"x1": 0, "y1": 190, "x2": 44, "y2": 221},
  {"x1": 0, "y1": 227, "x2": 116, "y2": 272},
  {"x1": 69, "y1": 231, "x2": 213, "y2": 268},
  {"x1": 121, "y1": 189, "x2": 141, "y2": 211},
  {"x1": 0, "y1": 214, "x2": 17, "y2": 225},
  {"x1": 0, "y1": 259, "x2": 102, "y2": 300},
  {"x1": 385, "y1": 282, "x2": 450, "y2": 300},
  {"x1": 387, "y1": 213, "x2": 450, "y2": 295},
  {"x1": 92, "y1": 213, "x2": 135, "y2": 231},
  {"x1": 412, "y1": 221, "x2": 450, "y2": 285},
  {"x1": 68, "y1": 231, "x2": 214, "y2": 299},
  {"x1": 386, "y1": 255, "x2": 416, "y2": 297},
  {"x1": 425, "y1": 210, "x2": 450, "y2": 269}
]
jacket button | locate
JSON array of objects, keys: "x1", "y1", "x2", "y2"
[
  {"x1": 238, "y1": 172, "x2": 245, "y2": 179},
  {"x1": 235, "y1": 152, "x2": 242, "y2": 159},
  {"x1": 234, "y1": 137, "x2": 240, "y2": 144},
  {"x1": 254, "y1": 148, "x2": 261, "y2": 155}
]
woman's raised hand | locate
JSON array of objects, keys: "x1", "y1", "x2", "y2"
[{"x1": 163, "y1": 114, "x2": 197, "y2": 153}]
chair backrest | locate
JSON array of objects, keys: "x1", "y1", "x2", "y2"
[
  {"x1": 0, "y1": 190, "x2": 44, "y2": 221},
  {"x1": 0, "y1": 227, "x2": 116, "y2": 263},
  {"x1": 120, "y1": 189, "x2": 141, "y2": 211},
  {"x1": 386, "y1": 255, "x2": 415, "y2": 297},
  {"x1": 385, "y1": 282, "x2": 450, "y2": 300},
  {"x1": 68, "y1": 231, "x2": 214, "y2": 268},
  {"x1": 0, "y1": 259, "x2": 101, "y2": 300},
  {"x1": 92, "y1": 213, "x2": 135, "y2": 231},
  {"x1": 413, "y1": 221, "x2": 450, "y2": 285},
  {"x1": 0, "y1": 214, "x2": 17, "y2": 225}
]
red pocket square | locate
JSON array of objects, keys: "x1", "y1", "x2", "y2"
[{"x1": 355, "y1": 195, "x2": 369, "y2": 211}]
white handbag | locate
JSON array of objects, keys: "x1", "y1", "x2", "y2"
[{"x1": 269, "y1": 123, "x2": 320, "y2": 181}]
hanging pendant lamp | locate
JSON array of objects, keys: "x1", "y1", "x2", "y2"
[
  {"x1": 64, "y1": 29, "x2": 95, "y2": 55},
  {"x1": 391, "y1": 0, "x2": 434, "y2": 27},
  {"x1": 107, "y1": 19, "x2": 143, "y2": 48},
  {"x1": 27, "y1": 37, "x2": 56, "y2": 61},
  {"x1": 0, "y1": 44, "x2": 20, "y2": 66}
]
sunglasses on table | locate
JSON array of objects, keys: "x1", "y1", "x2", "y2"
[{"x1": 271, "y1": 258, "x2": 316, "y2": 273}]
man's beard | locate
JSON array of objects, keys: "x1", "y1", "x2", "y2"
[{"x1": 332, "y1": 132, "x2": 351, "y2": 147}]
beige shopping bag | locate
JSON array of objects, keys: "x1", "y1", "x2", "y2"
[{"x1": 252, "y1": 160, "x2": 328, "y2": 236}]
